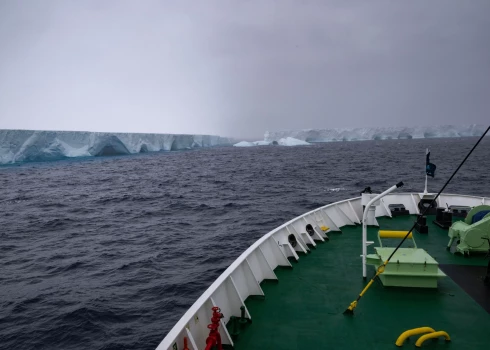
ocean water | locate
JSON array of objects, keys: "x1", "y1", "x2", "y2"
[{"x1": 1, "y1": 137, "x2": 489, "y2": 350}]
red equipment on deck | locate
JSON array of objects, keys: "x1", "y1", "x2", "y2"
[{"x1": 204, "y1": 307, "x2": 224, "y2": 350}]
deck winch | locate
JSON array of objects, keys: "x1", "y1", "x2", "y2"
[{"x1": 447, "y1": 205, "x2": 490, "y2": 255}]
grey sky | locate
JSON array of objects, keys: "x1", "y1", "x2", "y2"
[{"x1": 0, "y1": 0, "x2": 489, "y2": 139}]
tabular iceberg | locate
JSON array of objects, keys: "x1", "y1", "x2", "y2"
[
  {"x1": 0, "y1": 130, "x2": 233, "y2": 164},
  {"x1": 264, "y1": 124, "x2": 487, "y2": 143}
]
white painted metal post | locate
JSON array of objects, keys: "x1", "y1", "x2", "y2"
[
  {"x1": 424, "y1": 148, "x2": 429, "y2": 194},
  {"x1": 362, "y1": 182, "x2": 404, "y2": 278}
]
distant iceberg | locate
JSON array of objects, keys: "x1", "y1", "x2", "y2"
[
  {"x1": 254, "y1": 140, "x2": 272, "y2": 146},
  {"x1": 233, "y1": 140, "x2": 273, "y2": 147},
  {"x1": 0, "y1": 130, "x2": 232, "y2": 164},
  {"x1": 233, "y1": 141, "x2": 257, "y2": 147},
  {"x1": 278, "y1": 137, "x2": 310, "y2": 146},
  {"x1": 233, "y1": 137, "x2": 309, "y2": 147},
  {"x1": 264, "y1": 124, "x2": 487, "y2": 143}
]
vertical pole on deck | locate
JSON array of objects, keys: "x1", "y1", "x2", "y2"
[
  {"x1": 362, "y1": 183, "x2": 404, "y2": 279},
  {"x1": 424, "y1": 148, "x2": 428, "y2": 194},
  {"x1": 362, "y1": 219, "x2": 367, "y2": 278}
]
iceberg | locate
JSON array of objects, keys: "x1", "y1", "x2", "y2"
[
  {"x1": 233, "y1": 137, "x2": 309, "y2": 147},
  {"x1": 233, "y1": 140, "x2": 273, "y2": 147},
  {"x1": 233, "y1": 141, "x2": 257, "y2": 147},
  {"x1": 277, "y1": 137, "x2": 310, "y2": 146},
  {"x1": 254, "y1": 140, "x2": 272, "y2": 146},
  {"x1": 0, "y1": 130, "x2": 232, "y2": 164},
  {"x1": 264, "y1": 124, "x2": 488, "y2": 143}
]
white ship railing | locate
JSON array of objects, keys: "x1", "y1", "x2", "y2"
[{"x1": 156, "y1": 193, "x2": 489, "y2": 350}]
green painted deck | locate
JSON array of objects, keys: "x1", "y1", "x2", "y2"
[{"x1": 231, "y1": 215, "x2": 490, "y2": 349}]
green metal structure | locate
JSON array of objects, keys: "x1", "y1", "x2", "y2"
[
  {"x1": 366, "y1": 230, "x2": 446, "y2": 288},
  {"x1": 366, "y1": 247, "x2": 446, "y2": 288},
  {"x1": 448, "y1": 205, "x2": 490, "y2": 255}
]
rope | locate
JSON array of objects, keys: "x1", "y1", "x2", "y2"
[{"x1": 344, "y1": 125, "x2": 490, "y2": 315}]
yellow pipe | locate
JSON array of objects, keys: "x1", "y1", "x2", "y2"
[
  {"x1": 320, "y1": 226, "x2": 329, "y2": 231},
  {"x1": 379, "y1": 230, "x2": 412, "y2": 239},
  {"x1": 344, "y1": 264, "x2": 387, "y2": 314},
  {"x1": 415, "y1": 331, "x2": 450, "y2": 347},
  {"x1": 395, "y1": 327, "x2": 435, "y2": 347}
]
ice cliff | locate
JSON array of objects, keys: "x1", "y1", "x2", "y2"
[
  {"x1": 0, "y1": 130, "x2": 232, "y2": 164},
  {"x1": 264, "y1": 124, "x2": 487, "y2": 143}
]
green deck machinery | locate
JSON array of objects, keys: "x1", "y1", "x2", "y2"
[
  {"x1": 447, "y1": 205, "x2": 490, "y2": 255},
  {"x1": 366, "y1": 230, "x2": 446, "y2": 288}
]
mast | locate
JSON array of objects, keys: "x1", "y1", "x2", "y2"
[{"x1": 424, "y1": 148, "x2": 428, "y2": 194}]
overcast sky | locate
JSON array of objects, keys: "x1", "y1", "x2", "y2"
[{"x1": 0, "y1": 0, "x2": 489, "y2": 139}]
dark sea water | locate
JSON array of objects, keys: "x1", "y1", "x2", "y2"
[{"x1": 1, "y1": 137, "x2": 489, "y2": 350}]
